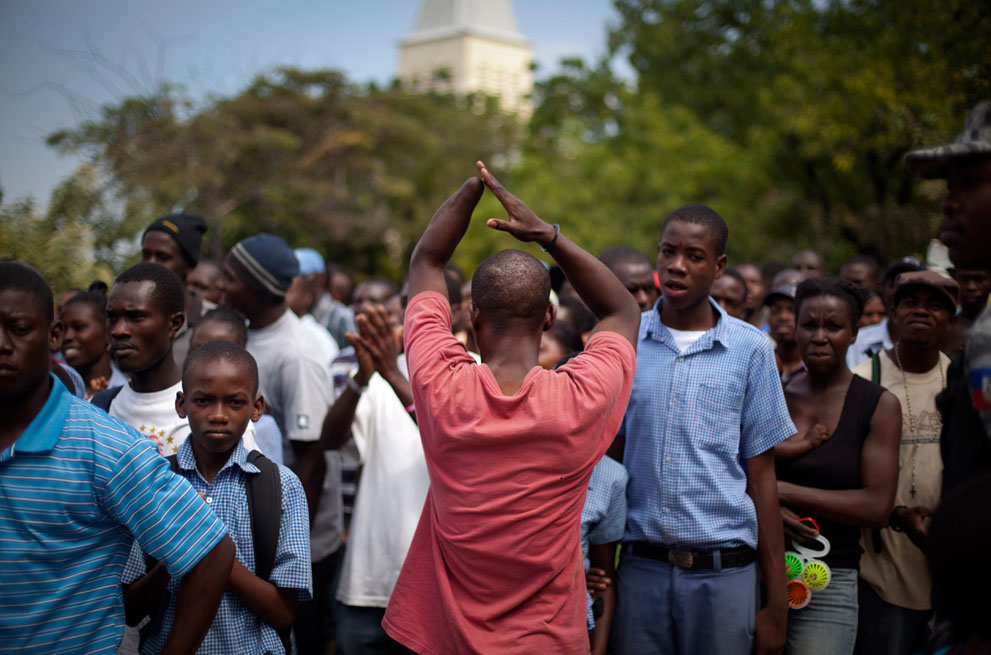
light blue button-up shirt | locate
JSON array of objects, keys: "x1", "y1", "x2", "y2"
[{"x1": 622, "y1": 299, "x2": 795, "y2": 550}]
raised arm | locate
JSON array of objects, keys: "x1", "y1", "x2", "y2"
[
  {"x1": 407, "y1": 177, "x2": 484, "y2": 301},
  {"x1": 477, "y1": 161, "x2": 640, "y2": 347},
  {"x1": 777, "y1": 390, "x2": 901, "y2": 528}
]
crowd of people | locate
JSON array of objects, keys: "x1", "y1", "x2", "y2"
[{"x1": 1, "y1": 104, "x2": 990, "y2": 655}]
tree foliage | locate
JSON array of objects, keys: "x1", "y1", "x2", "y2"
[
  {"x1": 11, "y1": 1, "x2": 987, "y2": 283},
  {"x1": 608, "y1": 0, "x2": 990, "y2": 266},
  {"x1": 46, "y1": 69, "x2": 519, "y2": 279}
]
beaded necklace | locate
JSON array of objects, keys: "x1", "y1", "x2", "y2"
[{"x1": 893, "y1": 345, "x2": 945, "y2": 498}]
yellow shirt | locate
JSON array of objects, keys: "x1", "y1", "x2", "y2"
[{"x1": 853, "y1": 350, "x2": 949, "y2": 610}]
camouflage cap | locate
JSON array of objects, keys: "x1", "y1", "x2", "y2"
[{"x1": 904, "y1": 102, "x2": 991, "y2": 179}]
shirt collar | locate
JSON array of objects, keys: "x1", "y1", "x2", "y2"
[
  {"x1": 14, "y1": 374, "x2": 71, "y2": 454},
  {"x1": 643, "y1": 296, "x2": 731, "y2": 352},
  {"x1": 176, "y1": 435, "x2": 260, "y2": 475}
]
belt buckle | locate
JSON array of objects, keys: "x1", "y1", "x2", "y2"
[{"x1": 668, "y1": 549, "x2": 694, "y2": 568}]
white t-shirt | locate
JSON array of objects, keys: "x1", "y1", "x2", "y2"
[
  {"x1": 300, "y1": 313, "x2": 340, "y2": 368},
  {"x1": 108, "y1": 380, "x2": 260, "y2": 457},
  {"x1": 667, "y1": 327, "x2": 706, "y2": 354},
  {"x1": 247, "y1": 309, "x2": 340, "y2": 561},
  {"x1": 110, "y1": 381, "x2": 188, "y2": 456},
  {"x1": 336, "y1": 355, "x2": 430, "y2": 607}
]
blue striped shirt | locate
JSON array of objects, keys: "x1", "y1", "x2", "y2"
[
  {"x1": 581, "y1": 455, "x2": 628, "y2": 630},
  {"x1": 122, "y1": 439, "x2": 312, "y2": 654},
  {"x1": 0, "y1": 376, "x2": 227, "y2": 655},
  {"x1": 622, "y1": 299, "x2": 795, "y2": 549}
]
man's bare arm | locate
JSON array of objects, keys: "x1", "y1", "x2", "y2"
[
  {"x1": 160, "y1": 535, "x2": 236, "y2": 655},
  {"x1": 746, "y1": 450, "x2": 787, "y2": 655},
  {"x1": 477, "y1": 161, "x2": 640, "y2": 347},
  {"x1": 407, "y1": 177, "x2": 484, "y2": 301}
]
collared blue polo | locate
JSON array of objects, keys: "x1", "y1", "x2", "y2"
[
  {"x1": 123, "y1": 438, "x2": 312, "y2": 654},
  {"x1": 0, "y1": 376, "x2": 228, "y2": 654},
  {"x1": 622, "y1": 299, "x2": 795, "y2": 549}
]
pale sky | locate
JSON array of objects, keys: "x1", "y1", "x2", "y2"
[{"x1": 0, "y1": 0, "x2": 626, "y2": 206}]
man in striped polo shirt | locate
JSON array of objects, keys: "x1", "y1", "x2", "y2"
[{"x1": 0, "y1": 261, "x2": 236, "y2": 655}]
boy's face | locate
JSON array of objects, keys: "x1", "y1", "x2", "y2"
[
  {"x1": 176, "y1": 358, "x2": 264, "y2": 455},
  {"x1": 107, "y1": 281, "x2": 181, "y2": 374},
  {"x1": 656, "y1": 220, "x2": 727, "y2": 312},
  {"x1": 0, "y1": 290, "x2": 62, "y2": 400}
]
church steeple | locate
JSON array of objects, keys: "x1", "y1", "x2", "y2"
[{"x1": 399, "y1": 0, "x2": 533, "y2": 115}]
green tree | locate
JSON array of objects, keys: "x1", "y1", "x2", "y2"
[
  {"x1": 610, "y1": 0, "x2": 990, "y2": 266},
  {"x1": 0, "y1": 181, "x2": 114, "y2": 294},
  {"x1": 47, "y1": 68, "x2": 520, "y2": 280}
]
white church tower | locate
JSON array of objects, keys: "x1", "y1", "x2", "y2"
[{"x1": 399, "y1": 0, "x2": 534, "y2": 116}]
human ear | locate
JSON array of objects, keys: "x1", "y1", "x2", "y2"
[
  {"x1": 468, "y1": 301, "x2": 481, "y2": 330},
  {"x1": 175, "y1": 391, "x2": 187, "y2": 419},
  {"x1": 49, "y1": 320, "x2": 64, "y2": 352},
  {"x1": 543, "y1": 303, "x2": 556, "y2": 332},
  {"x1": 168, "y1": 312, "x2": 186, "y2": 340},
  {"x1": 714, "y1": 253, "x2": 728, "y2": 278},
  {"x1": 251, "y1": 394, "x2": 265, "y2": 422}
]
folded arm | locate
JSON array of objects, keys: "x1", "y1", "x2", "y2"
[{"x1": 777, "y1": 390, "x2": 901, "y2": 528}]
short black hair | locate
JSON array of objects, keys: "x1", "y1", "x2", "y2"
[
  {"x1": 0, "y1": 261, "x2": 54, "y2": 321},
  {"x1": 794, "y1": 277, "x2": 863, "y2": 328},
  {"x1": 61, "y1": 291, "x2": 108, "y2": 316},
  {"x1": 183, "y1": 339, "x2": 259, "y2": 396},
  {"x1": 114, "y1": 262, "x2": 186, "y2": 317},
  {"x1": 661, "y1": 204, "x2": 729, "y2": 255},
  {"x1": 472, "y1": 250, "x2": 551, "y2": 333},
  {"x1": 722, "y1": 267, "x2": 749, "y2": 302},
  {"x1": 195, "y1": 307, "x2": 249, "y2": 347},
  {"x1": 599, "y1": 246, "x2": 652, "y2": 271}
]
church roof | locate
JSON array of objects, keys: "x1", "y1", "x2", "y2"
[{"x1": 400, "y1": 0, "x2": 529, "y2": 46}]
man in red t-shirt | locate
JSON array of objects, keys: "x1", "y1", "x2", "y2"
[{"x1": 381, "y1": 162, "x2": 641, "y2": 655}]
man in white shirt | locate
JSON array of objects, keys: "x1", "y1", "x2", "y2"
[{"x1": 99, "y1": 263, "x2": 188, "y2": 456}]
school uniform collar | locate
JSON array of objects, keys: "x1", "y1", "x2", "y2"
[
  {"x1": 14, "y1": 374, "x2": 71, "y2": 454},
  {"x1": 643, "y1": 296, "x2": 731, "y2": 354},
  {"x1": 176, "y1": 436, "x2": 261, "y2": 475}
]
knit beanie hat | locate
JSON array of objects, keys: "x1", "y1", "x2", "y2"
[
  {"x1": 229, "y1": 233, "x2": 299, "y2": 298},
  {"x1": 143, "y1": 213, "x2": 208, "y2": 266}
]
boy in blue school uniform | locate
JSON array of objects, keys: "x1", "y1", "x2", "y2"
[{"x1": 122, "y1": 341, "x2": 312, "y2": 654}]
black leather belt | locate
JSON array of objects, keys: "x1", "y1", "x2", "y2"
[{"x1": 628, "y1": 541, "x2": 756, "y2": 570}]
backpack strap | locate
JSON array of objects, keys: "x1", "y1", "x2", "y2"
[
  {"x1": 246, "y1": 450, "x2": 282, "y2": 583},
  {"x1": 245, "y1": 449, "x2": 288, "y2": 651},
  {"x1": 91, "y1": 385, "x2": 123, "y2": 412}
]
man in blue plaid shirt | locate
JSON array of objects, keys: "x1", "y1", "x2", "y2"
[
  {"x1": 122, "y1": 341, "x2": 312, "y2": 654},
  {"x1": 612, "y1": 206, "x2": 795, "y2": 655}
]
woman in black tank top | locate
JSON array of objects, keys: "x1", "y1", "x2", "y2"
[{"x1": 774, "y1": 278, "x2": 901, "y2": 655}]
